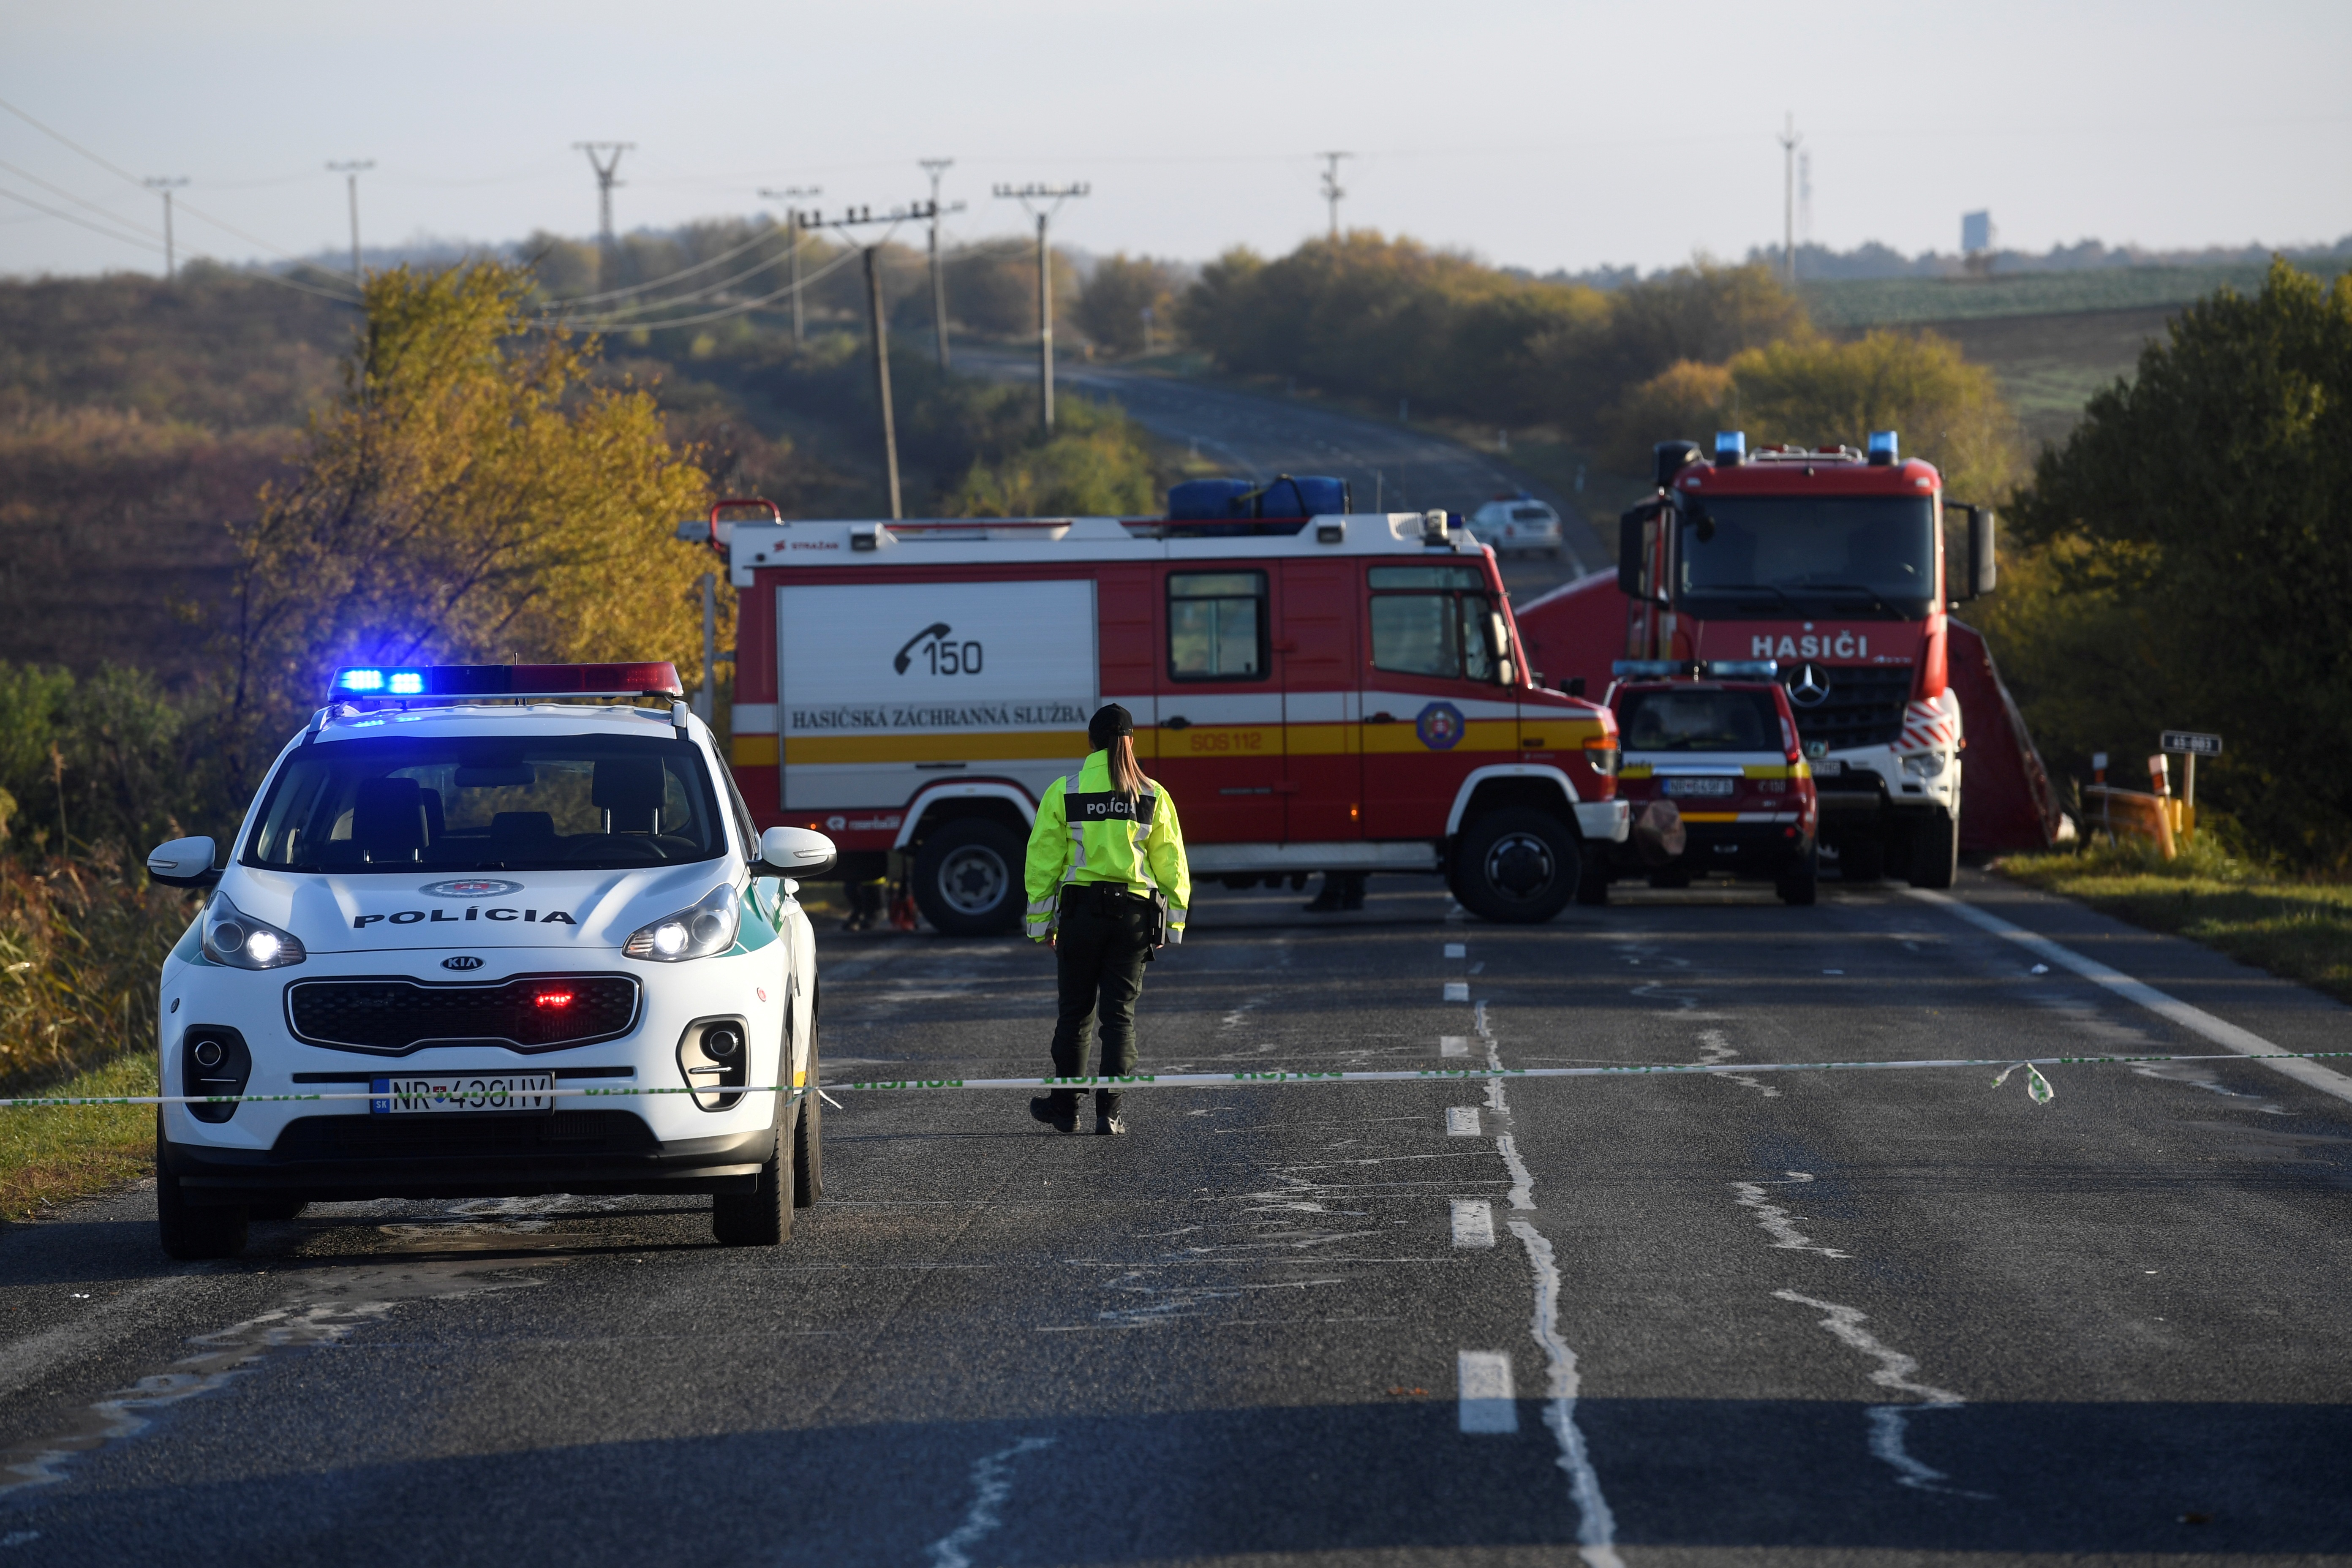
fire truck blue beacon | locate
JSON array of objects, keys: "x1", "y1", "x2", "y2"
[{"x1": 142, "y1": 662, "x2": 836, "y2": 1260}]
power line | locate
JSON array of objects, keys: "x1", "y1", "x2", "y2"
[
  {"x1": 543, "y1": 238, "x2": 860, "y2": 332},
  {"x1": 0, "y1": 183, "x2": 163, "y2": 251}
]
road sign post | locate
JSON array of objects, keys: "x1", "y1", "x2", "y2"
[{"x1": 2159, "y1": 732, "x2": 2221, "y2": 813}]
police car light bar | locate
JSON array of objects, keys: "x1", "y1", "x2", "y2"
[{"x1": 330, "y1": 663, "x2": 684, "y2": 701}]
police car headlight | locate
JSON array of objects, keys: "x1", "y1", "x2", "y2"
[
  {"x1": 624, "y1": 883, "x2": 740, "y2": 962},
  {"x1": 201, "y1": 895, "x2": 307, "y2": 970},
  {"x1": 1901, "y1": 751, "x2": 1948, "y2": 779}
]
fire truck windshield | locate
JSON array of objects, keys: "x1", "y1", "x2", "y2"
[
  {"x1": 1677, "y1": 496, "x2": 1936, "y2": 620},
  {"x1": 242, "y1": 734, "x2": 727, "y2": 873}
]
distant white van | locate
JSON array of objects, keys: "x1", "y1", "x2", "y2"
[{"x1": 1466, "y1": 496, "x2": 1564, "y2": 558}]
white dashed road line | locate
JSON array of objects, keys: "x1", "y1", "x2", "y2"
[
  {"x1": 1439, "y1": 1034, "x2": 1470, "y2": 1058},
  {"x1": 1444, "y1": 943, "x2": 1467, "y2": 959},
  {"x1": 1456, "y1": 1350, "x2": 1518, "y2": 1433},
  {"x1": 1446, "y1": 1107, "x2": 1482, "y2": 1136},
  {"x1": 1443, "y1": 981, "x2": 1470, "y2": 1002},
  {"x1": 1911, "y1": 889, "x2": 2352, "y2": 1107},
  {"x1": 1451, "y1": 1199, "x2": 1496, "y2": 1248}
]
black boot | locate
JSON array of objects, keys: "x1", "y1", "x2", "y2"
[
  {"x1": 1029, "y1": 1089, "x2": 1078, "y2": 1133},
  {"x1": 1094, "y1": 1089, "x2": 1126, "y2": 1136}
]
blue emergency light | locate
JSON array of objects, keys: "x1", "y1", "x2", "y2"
[
  {"x1": 1714, "y1": 430, "x2": 1746, "y2": 465},
  {"x1": 1612, "y1": 659, "x2": 1702, "y2": 679},
  {"x1": 1702, "y1": 659, "x2": 1780, "y2": 679},
  {"x1": 330, "y1": 662, "x2": 685, "y2": 701},
  {"x1": 1867, "y1": 429, "x2": 1900, "y2": 466}
]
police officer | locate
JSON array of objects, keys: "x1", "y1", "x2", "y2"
[{"x1": 1024, "y1": 704, "x2": 1190, "y2": 1135}]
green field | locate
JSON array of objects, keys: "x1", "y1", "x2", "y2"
[{"x1": 1799, "y1": 259, "x2": 2350, "y2": 329}]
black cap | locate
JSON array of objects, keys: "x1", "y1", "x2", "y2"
[{"x1": 1089, "y1": 703, "x2": 1134, "y2": 749}]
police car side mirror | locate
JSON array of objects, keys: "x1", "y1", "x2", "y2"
[
  {"x1": 758, "y1": 825, "x2": 836, "y2": 879},
  {"x1": 147, "y1": 835, "x2": 221, "y2": 889}
]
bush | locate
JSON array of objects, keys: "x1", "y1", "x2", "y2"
[
  {"x1": 2006, "y1": 259, "x2": 2352, "y2": 868},
  {"x1": 0, "y1": 848, "x2": 193, "y2": 1094}
]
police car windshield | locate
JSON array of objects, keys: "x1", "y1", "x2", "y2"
[
  {"x1": 1616, "y1": 688, "x2": 1783, "y2": 753},
  {"x1": 244, "y1": 734, "x2": 727, "y2": 874},
  {"x1": 1678, "y1": 496, "x2": 1935, "y2": 619}
]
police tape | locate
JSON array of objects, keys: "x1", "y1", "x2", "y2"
[{"x1": 4, "y1": 1049, "x2": 2350, "y2": 1111}]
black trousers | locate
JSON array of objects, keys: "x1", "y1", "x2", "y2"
[{"x1": 1049, "y1": 883, "x2": 1154, "y2": 1113}]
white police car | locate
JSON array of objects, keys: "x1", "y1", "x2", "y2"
[{"x1": 143, "y1": 662, "x2": 836, "y2": 1259}]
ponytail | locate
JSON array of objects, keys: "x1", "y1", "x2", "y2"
[{"x1": 1105, "y1": 734, "x2": 1151, "y2": 798}]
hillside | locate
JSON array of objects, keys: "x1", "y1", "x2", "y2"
[{"x1": 1806, "y1": 259, "x2": 2352, "y2": 448}]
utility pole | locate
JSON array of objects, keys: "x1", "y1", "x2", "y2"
[
  {"x1": 327, "y1": 160, "x2": 373, "y2": 286},
  {"x1": 1777, "y1": 114, "x2": 1801, "y2": 285},
  {"x1": 919, "y1": 159, "x2": 956, "y2": 368},
  {"x1": 759, "y1": 185, "x2": 821, "y2": 345},
  {"x1": 574, "y1": 142, "x2": 634, "y2": 266},
  {"x1": 1318, "y1": 151, "x2": 1350, "y2": 241},
  {"x1": 992, "y1": 182, "x2": 1089, "y2": 432},
  {"x1": 144, "y1": 177, "x2": 188, "y2": 281},
  {"x1": 805, "y1": 202, "x2": 934, "y2": 518}
]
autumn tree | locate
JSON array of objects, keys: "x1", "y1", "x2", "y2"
[{"x1": 220, "y1": 263, "x2": 711, "y2": 792}]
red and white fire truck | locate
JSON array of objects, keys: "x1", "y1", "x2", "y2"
[
  {"x1": 1513, "y1": 431, "x2": 2066, "y2": 885},
  {"x1": 701, "y1": 506, "x2": 1627, "y2": 934}
]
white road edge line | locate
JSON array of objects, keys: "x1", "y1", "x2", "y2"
[
  {"x1": 1512, "y1": 1221, "x2": 1623, "y2": 1568},
  {"x1": 1908, "y1": 889, "x2": 2352, "y2": 1107}
]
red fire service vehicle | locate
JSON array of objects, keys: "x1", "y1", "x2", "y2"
[
  {"x1": 697, "y1": 500, "x2": 1628, "y2": 933},
  {"x1": 1514, "y1": 430, "x2": 2067, "y2": 885},
  {"x1": 1594, "y1": 661, "x2": 1820, "y2": 906}
]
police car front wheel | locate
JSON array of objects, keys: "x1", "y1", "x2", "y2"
[{"x1": 1454, "y1": 809, "x2": 1581, "y2": 924}]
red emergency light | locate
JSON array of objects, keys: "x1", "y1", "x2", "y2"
[{"x1": 329, "y1": 663, "x2": 685, "y2": 700}]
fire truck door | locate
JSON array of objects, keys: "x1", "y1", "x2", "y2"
[
  {"x1": 1359, "y1": 565, "x2": 1521, "y2": 838},
  {"x1": 1152, "y1": 565, "x2": 1284, "y2": 844},
  {"x1": 1279, "y1": 560, "x2": 1361, "y2": 841}
]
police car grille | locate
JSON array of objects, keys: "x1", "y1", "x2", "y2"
[
  {"x1": 272, "y1": 1110, "x2": 657, "y2": 1160},
  {"x1": 1780, "y1": 667, "x2": 1913, "y2": 751},
  {"x1": 286, "y1": 976, "x2": 640, "y2": 1054}
]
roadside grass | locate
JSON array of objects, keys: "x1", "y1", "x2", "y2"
[
  {"x1": 1995, "y1": 837, "x2": 2352, "y2": 1004},
  {"x1": 0, "y1": 1052, "x2": 154, "y2": 1224}
]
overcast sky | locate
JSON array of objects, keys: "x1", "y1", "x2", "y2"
[{"x1": 4, "y1": 0, "x2": 2347, "y2": 281}]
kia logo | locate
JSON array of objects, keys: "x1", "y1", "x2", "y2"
[
  {"x1": 1789, "y1": 663, "x2": 1832, "y2": 708},
  {"x1": 443, "y1": 956, "x2": 485, "y2": 971}
]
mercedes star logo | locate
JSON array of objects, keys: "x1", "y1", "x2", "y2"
[{"x1": 1790, "y1": 662, "x2": 1832, "y2": 707}]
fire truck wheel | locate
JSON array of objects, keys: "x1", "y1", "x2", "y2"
[
  {"x1": 1455, "y1": 809, "x2": 1581, "y2": 924},
  {"x1": 911, "y1": 818, "x2": 1026, "y2": 936},
  {"x1": 1906, "y1": 808, "x2": 1959, "y2": 890}
]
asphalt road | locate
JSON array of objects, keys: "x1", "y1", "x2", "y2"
[
  {"x1": 958, "y1": 353, "x2": 1606, "y2": 604},
  {"x1": 4, "y1": 868, "x2": 2349, "y2": 1564}
]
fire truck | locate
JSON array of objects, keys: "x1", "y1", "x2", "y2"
[
  {"x1": 1512, "y1": 431, "x2": 2065, "y2": 886},
  {"x1": 700, "y1": 503, "x2": 1628, "y2": 934}
]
